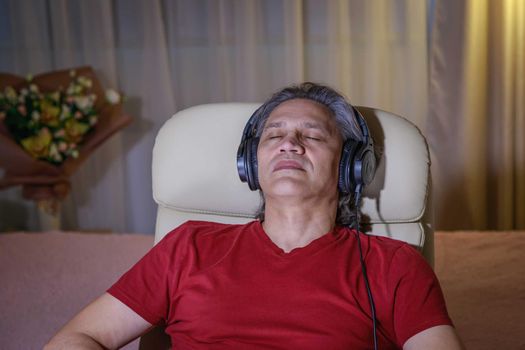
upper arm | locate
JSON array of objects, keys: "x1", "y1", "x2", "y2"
[
  {"x1": 387, "y1": 245, "x2": 455, "y2": 345},
  {"x1": 403, "y1": 325, "x2": 464, "y2": 350},
  {"x1": 46, "y1": 293, "x2": 153, "y2": 349}
]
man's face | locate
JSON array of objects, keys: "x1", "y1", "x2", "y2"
[{"x1": 257, "y1": 98, "x2": 343, "y2": 201}]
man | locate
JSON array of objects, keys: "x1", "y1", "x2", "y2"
[{"x1": 46, "y1": 83, "x2": 463, "y2": 349}]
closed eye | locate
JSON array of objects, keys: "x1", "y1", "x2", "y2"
[{"x1": 305, "y1": 136, "x2": 322, "y2": 141}]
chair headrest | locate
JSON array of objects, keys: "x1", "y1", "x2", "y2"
[{"x1": 152, "y1": 103, "x2": 430, "y2": 225}]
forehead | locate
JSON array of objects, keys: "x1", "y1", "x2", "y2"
[{"x1": 264, "y1": 98, "x2": 336, "y2": 130}]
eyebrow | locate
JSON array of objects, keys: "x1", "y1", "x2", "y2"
[
  {"x1": 263, "y1": 121, "x2": 329, "y2": 132},
  {"x1": 263, "y1": 121, "x2": 283, "y2": 131}
]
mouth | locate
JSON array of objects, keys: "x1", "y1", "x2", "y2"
[{"x1": 273, "y1": 160, "x2": 305, "y2": 172}]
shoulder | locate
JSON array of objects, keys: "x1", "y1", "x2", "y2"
[
  {"x1": 158, "y1": 220, "x2": 258, "y2": 269},
  {"x1": 344, "y1": 230, "x2": 421, "y2": 264},
  {"x1": 363, "y1": 233, "x2": 424, "y2": 260},
  {"x1": 160, "y1": 220, "x2": 253, "y2": 246},
  {"x1": 339, "y1": 229, "x2": 432, "y2": 279},
  {"x1": 360, "y1": 234, "x2": 438, "y2": 292}
]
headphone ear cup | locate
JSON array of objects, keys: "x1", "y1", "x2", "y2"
[
  {"x1": 245, "y1": 137, "x2": 260, "y2": 190},
  {"x1": 339, "y1": 139, "x2": 359, "y2": 194},
  {"x1": 358, "y1": 148, "x2": 376, "y2": 187},
  {"x1": 237, "y1": 141, "x2": 248, "y2": 183},
  {"x1": 341, "y1": 107, "x2": 377, "y2": 196}
]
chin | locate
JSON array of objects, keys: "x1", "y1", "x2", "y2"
[{"x1": 262, "y1": 180, "x2": 313, "y2": 198}]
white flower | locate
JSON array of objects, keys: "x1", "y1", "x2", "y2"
[
  {"x1": 77, "y1": 76, "x2": 93, "y2": 88},
  {"x1": 5, "y1": 87, "x2": 17, "y2": 101},
  {"x1": 73, "y1": 96, "x2": 92, "y2": 111},
  {"x1": 89, "y1": 115, "x2": 98, "y2": 126},
  {"x1": 31, "y1": 110, "x2": 40, "y2": 121},
  {"x1": 49, "y1": 92, "x2": 60, "y2": 101},
  {"x1": 60, "y1": 105, "x2": 71, "y2": 120},
  {"x1": 49, "y1": 143, "x2": 62, "y2": 162},
  {"x1": 105, "y1": 88, "x2": 121, "y2": 104}
]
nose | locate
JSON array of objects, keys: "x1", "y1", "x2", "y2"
[{"x1": 279, "y1": 134, "x2": 305, "y2": 154}]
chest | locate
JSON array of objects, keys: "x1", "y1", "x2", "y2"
[{"x1": 167, "y1": 251, "x2": 395, "y2": 349}]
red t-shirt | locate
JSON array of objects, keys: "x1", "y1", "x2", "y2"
[{"x1": 108, "y1": 221, "x2": 452, "y2": 349}]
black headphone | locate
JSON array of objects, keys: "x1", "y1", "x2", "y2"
[{"x1": 237, "y1": 104, "x2": 376, "y2": 195}]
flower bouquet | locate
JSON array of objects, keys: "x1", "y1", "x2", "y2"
[{"x1": 0, "y1": 66, "x2": 132, "y2": 225}]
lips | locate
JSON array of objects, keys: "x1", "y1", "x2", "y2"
[{"x1": 273, "y1": 159, "x2": 305, "y2": 172}]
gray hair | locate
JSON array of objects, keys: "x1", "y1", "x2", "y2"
[{"x1": 252, "y1": 82, "x2": 365, "y2": 226}]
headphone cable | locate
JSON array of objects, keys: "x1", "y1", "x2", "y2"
[{"x1": 354, "y1": 188, "x2": 378, "y2": 350}]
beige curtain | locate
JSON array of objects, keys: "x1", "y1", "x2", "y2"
[
  {"x1": 430, "y1": 0, "x2": 525, "y2": 229},
  {"x1": 0, "y1": 0, "x2": 428, "y2": 233}
]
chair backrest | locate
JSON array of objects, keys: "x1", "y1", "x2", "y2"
[{"x1": 152, "y1": 103, "x2": 433, "y2": 260}]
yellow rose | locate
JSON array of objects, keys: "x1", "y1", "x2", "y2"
[
  {"x1": 64, "y1": 119, "x2": 89, "y2": 144},
  {"x1": 40, "y1": 100, "x2": 60, "y2": 127},
  {"x1": 20, "y1": 128, "x2": 52, "y2": 158}
]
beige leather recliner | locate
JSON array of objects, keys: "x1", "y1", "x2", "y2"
[{"x1": 142, "y1": 103, "x2": 433, "y2": 348}]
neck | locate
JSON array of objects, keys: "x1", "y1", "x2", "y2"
[{"x1": 261, "y1": 196, "x2": 338, "y2": 253}]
